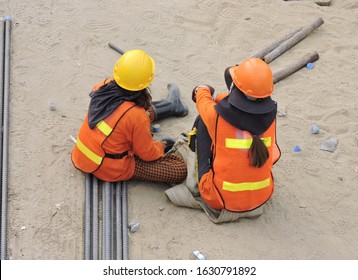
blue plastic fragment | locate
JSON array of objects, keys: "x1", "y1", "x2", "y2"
[
  {"x1": 293, "y1": 145, "x2": 302, "y2": 152},
  {"x1": 306, "y1": 63, "x2": 314, "y2": 70}
]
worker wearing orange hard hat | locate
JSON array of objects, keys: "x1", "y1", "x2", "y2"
[
  {"x1": 72, "y1": 49, "x2": 188, "y2": 184},
  {"x1": 190, "y1": 57, "x2": 281, "y2": 213}
]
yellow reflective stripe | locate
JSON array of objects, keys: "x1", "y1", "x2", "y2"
[
  {"x1": 223, "y1": 178, "x2": 270, "y2": 192},
  {"x1": 187, "y1": 127, "x2": 197, "y2": 146},
  {"x1": 226, "y1": 137, "x2": 271, "y2": 149},
  {"x1": 262, "y1": 137, "x2": 271, "y2": 147},
  {"x1": 76, "y1": 139, "x2": 102, "y2": 165},
  {"x1": 96, "y1": 120, "x2": 113, "y2": 136}
]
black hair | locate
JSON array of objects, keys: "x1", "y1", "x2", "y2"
[
  {"x1": 248, "y1": 135, "x2": 269, "y2": 168},
  {"x1": 132, "y1": 87, "x2": 152, "y2": 110}
]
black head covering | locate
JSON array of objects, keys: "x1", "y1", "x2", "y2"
[
  {"x1": 215, "y1": 67, "x2": 277, "y2": 135},
  {"x1": 87, "y1": 80, "x2": 141, "y2": 129},
  {"x1": 214, "y1": 96, "x2": 277, "y2": 136},
  {"x1": 224, "y1": 67, "x2": 276, "y2": 115}
]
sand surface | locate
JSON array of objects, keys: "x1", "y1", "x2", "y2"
[{"x1": 1, "y1": 0, "x2": 358, "y2": 259}]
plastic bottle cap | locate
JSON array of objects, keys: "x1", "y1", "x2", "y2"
[{"x1": 306, "y1": 63, "x2": 314, "y2": 70}]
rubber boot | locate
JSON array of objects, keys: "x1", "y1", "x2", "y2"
[{"x1": 152, "y1": 83, "x2": 189, "y2": 121}]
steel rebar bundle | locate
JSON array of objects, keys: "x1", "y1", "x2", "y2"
[{"x1": 83, "y1": 174, "x2": 128, "y2": 260}]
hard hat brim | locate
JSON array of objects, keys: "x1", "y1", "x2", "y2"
[{"x1": 228, "y1": 86, "x2": 276, "y2": 114}]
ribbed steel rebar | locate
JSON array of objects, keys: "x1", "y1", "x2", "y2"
[
  {"x1": 84, "y1": 173, "x2": 92, "y2": 260},
  {"x1": 101, "y1": 181, "x2": 106, "y2": 259},
  {"x1": 92, "y1": 176, "x2": 99, "y2": 260},
  {"x1": 1, "y1": 16, "x2": 12, "y2": 260},
  {"x1": 121, "y1": 181, "x2": 129, "y2": 260},
  {"x1": 110, "y1": 183, "x2": 114, "y2": 258},
  {"x1": 0, "y1": 18, "x2": 5, "y2": 261},
  {"x1": 115, "y1": 182, "x2": 122, "y2": 260},
  {"x1": 102, "y1": 181, "x2": 113, "y2": 260}
]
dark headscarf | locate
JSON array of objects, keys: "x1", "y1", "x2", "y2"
[
  {"x1": 214, "y1": 96, "x2": 277, "y2": 136},
  {"x1": 215, "y1": 66, "x2": 277, "y2": 135},
  {"x1": 87, "y1": 81, "x2": 141, "y2": 128}
]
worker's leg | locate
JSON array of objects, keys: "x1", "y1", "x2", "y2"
[
  {"x1": 131, "y1": 154, "x2": 187, "y2": 184},
  {"x1": 151, "y1": 83, "x2": 189, "y2": 121}
]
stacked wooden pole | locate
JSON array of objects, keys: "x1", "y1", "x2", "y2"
[{"x1": 250, "y1": 17, "x2": 324, "y2": 84}]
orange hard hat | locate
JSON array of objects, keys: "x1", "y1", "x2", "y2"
[{"x1": 230, "y1": 58, "x2": 274, "y2": 98}]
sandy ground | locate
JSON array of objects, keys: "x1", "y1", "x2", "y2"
[{"x1": 1, "y1": 0, "x2": 357, "y2": 260}]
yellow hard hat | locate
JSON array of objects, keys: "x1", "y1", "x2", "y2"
[{"x1": 113, "y1": 49, "x2": 155, "y2": 91}]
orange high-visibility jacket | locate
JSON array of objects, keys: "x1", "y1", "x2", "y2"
[
  {"x1": 196, "y1": 88, "x2": 281, "y2": 212},
  {"x1": 71, "y1": 79, "x2": 164, "y2": 182}
]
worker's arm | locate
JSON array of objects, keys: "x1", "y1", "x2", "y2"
[
  {"x1": 194, "y1": 86, "x2": 221, "y2": 137},
  {"x1": 131, "y1": 115, "x2": 165, "y2": 161}
]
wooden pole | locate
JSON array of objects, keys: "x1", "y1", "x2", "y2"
[
  {"x1": 250, "y1": 28, "x2": 302, "y2": 59},
  {"x1": 108, "y1": 42, "x2": 125, "y2": 55},
  {"x1": 273, "y1": 51, "x2": 319, "y2": 84},
  {"x1": 263, "y1": 17, "x2": 324, "y2": 63},
  {"x1": 283, "y1": 0, "x2": 331, "y2": 5}
]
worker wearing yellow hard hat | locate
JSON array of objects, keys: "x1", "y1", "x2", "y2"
[
  {"x1": 72, "y1": 49, "x2": 189, "y2": 184},
  {"x1": 113, "y1": 49, "x2": 155, "y2": 91}
]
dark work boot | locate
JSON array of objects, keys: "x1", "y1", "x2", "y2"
[{"x1": 152, "y1": 83, "x2": 189, "y2": 121}]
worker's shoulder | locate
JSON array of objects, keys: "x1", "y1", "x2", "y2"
[
  {"x1": 123, "y1": 101, "x2": 145, "y2": 112},
  {"x1": 122, "y1": 101, "x2": 147, "y2": 120}
]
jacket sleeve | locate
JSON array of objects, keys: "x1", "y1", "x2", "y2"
[
  {"x1": 214, "y1": 92, "x2": 229, "y2": 103},
  {"x1": 196, "y1": 88, "x2": 228, "y2": 138},
  {"x1": 131, "y1": 114, "x2": 164, "y2": 161}
]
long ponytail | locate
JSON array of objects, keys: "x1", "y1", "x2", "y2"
[{"x1": 248, "y1": 135, "x2": 269, "y2": 168}]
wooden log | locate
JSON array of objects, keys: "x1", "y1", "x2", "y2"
[
  {"x1": 263, "y1": 17, "x2": 324, "y2": 63},
  {"x1": 250, "y1": 27, "x2": 302, "y2": 59},
  {"x1": 283, "y1": 0, "x2": 331, "y2": 5},
  {"x1": 273, "y1": 51, "x2": 319, "y2": 84},
  {"x1": 315, "y1": 0, "x2": 331, "y2": 6}
]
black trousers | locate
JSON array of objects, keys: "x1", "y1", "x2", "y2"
[{"x1": 192, "y1": 115, "x2": 213, "y2": 182}]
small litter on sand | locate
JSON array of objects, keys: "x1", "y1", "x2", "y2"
[
  {"x1": 320, "y1": 137, "x2": 338, "y2": 152},
  {"x1": 293, "y1": 145, "x2": 302, "y2": 152},
  {"x1": 309, "y1": 124, "x2": 320, "y2": 134},
  {"x1": 128, "y1": 220, "x2": 140, "y2": 233}
]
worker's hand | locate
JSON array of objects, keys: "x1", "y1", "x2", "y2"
[
  {"x1": 160, "y1": 136, "x2": 176, "y2": 153},
  {"x1": 192, "y1": 84, "x2": 215, "y2": 103},
  {"x1": 159, "y1": 140, "x2": 167, "y2": 149}
]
